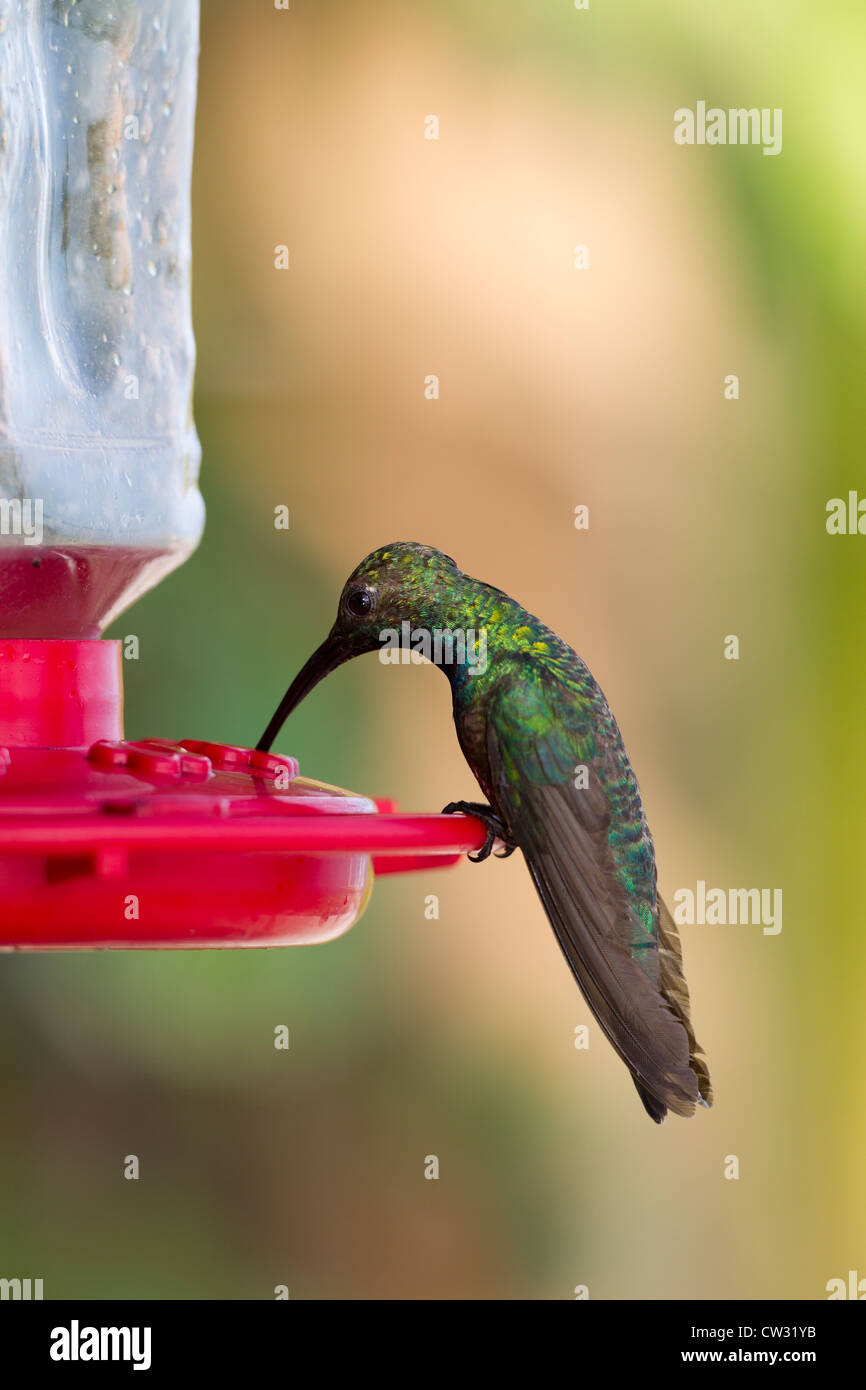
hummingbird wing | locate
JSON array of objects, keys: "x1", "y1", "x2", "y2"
[{"x1": 482, "y1": 660, "x2": 709, "y2": 1121}]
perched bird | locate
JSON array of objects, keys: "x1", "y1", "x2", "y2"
[{"x1": 257, "y1": 542, "x2": 712, "y2": 1122}]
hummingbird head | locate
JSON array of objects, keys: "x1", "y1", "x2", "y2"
[{"x1": 256, "y1": 542, "x2": 462, "y2": 751}]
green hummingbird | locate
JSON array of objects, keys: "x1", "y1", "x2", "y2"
[{"x1": 257, "y1": 542, "x2": 712, "y2": 1123}]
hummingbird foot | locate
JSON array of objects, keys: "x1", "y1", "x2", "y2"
[{"x1": 441, "y1": 801, "x2": 517, "y2": 862}]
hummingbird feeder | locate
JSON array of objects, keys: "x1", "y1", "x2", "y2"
[{"x1": 0, "y1": 1, "x2": 482, "y2": 950}]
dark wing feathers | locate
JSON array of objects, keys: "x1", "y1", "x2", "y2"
[{"x1": 483, "y1": 666, "x2": 709, "y2": 1121}]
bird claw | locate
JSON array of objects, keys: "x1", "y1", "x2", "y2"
[{"x1": 442, "y1": 801, "x2": 517, "y2": 863}]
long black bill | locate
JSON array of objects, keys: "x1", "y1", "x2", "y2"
[{"x1": 256, "y1": 631, "x2": 352, "y2": 752}]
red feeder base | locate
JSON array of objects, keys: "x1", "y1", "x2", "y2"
[{"x1": 0, "y1": 640, "x2": 485, "y2": 949}]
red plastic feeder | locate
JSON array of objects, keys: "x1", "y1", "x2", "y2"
[{"x1": 0, "y1": 639, "x2": 484, "y2": 949}]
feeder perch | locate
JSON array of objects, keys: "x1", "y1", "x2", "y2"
[{"x1": 0, "y1": 3, "x2": 483, "y2": 948}]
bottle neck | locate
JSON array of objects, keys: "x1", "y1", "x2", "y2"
[{"x1": 0, "y1": 639, "x2": 122, "y2": 748}]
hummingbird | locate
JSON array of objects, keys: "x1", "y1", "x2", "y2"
[{"x1": 257, "y1": 542, "x2": 712, "y2": 1123}]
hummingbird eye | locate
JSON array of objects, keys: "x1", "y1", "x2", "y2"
[{"x1": 345, "y1": 586, "x2": 373, "y2": 618}]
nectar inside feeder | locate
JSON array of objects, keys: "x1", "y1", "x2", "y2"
[{"x1": 0, "y1": 3, "x2": 483, "y2": 949}]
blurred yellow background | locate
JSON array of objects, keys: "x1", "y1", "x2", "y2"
[{"x1": 2, "y1": 0, "x2": 864, "y2": 1298}]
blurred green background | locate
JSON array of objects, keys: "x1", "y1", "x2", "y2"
[{"x1": 2, "y1": 0, "x2": 865, "y2": 1298}]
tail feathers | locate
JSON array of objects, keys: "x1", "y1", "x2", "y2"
[{"x1": 639, "y1": 895, "x2": 713, "y2": 1120}]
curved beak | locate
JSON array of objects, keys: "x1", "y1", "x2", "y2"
[{"x1": 256, "y1": 630, "x2": 352, "y2": 752}]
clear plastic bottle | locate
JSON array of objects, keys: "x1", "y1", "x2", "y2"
[{"x1": 0, "y1": 0, "x2": 203, "y2": 637}]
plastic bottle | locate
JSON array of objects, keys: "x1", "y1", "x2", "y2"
[{"x1": 0, "y1": 0, "x2": 203, "y2": 637}]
